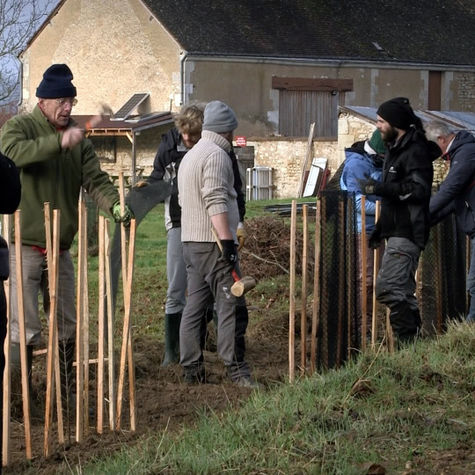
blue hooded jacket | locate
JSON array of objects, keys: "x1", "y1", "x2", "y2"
[{"x1": 340, "y1": 145, "x2": 382, "y2": 233}]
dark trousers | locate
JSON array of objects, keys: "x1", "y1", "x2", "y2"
[
  {"x1": 0, "y1": 284, "x2": 6, "y2": 469},
  {"x1": 375, "y1": 237, "x2": 421, "y2": 339}
]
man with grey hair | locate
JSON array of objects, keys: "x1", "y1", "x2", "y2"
[
  {"x1": 426, "y1": 120, "x2": 475, "y2": 322},
  {"x1": 178, "y1": 100, "x2": 256, "y2": 387}
]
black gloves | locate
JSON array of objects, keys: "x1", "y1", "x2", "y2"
[
  {"x1": 357, "y1": 177, "x2": 383, "y2": 196},
  {"x1": 368, "y1": 229, "x2": 382, "y2": 249},
  {"x1": 220, "y1": 240, "x2": 237, "y2": 266}
]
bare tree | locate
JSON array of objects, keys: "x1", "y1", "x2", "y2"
[{"x1": 0, "y1": 0, "x2": 57, "y2": 102}]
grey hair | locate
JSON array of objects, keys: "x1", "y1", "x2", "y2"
[{"x1": 425, "y1": 120, "x2": 455, "y2": 142}]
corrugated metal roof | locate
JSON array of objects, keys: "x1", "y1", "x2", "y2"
[{"x1": 340, "y1": 106, "x2": 475, "y2": 133}]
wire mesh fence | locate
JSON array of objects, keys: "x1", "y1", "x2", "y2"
[{"x1": 290, "y1": 191, "x2": 468, "y2": 375}]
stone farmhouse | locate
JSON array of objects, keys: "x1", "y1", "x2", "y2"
[{"x1": 18, "y1": 0, "x2": 475, "y2": 197}]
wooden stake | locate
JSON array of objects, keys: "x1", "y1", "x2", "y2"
[
  {"x1": 104, "y1": 220, "x2": 116, "y2": 431},
  {"x1": 300, "y1": 205, "x2": 308, "y2": 375},
  {"x1": 2, "y1": 214, "x2": 11, "y2": 467},
  {"x1": 126, "y1": 225, "x2": 137, "y2": 432},
  {"x1": 97, "y1": 215, "x2": 105, "y2": 434},
  {"x1": 310, "y1": 199, "x2": 321, "y2": 375},
  {"x1": 116, "y1": 172, "x2": 137, "y2": 430},
  {"x1": 14, "y1": 210, "x2": 32, "y2": 459},
  {"x1": 43, "y1": 206, "x2": 62, "y2": 456},
  {"x1": 371, "y1": 201, "x2": 381, "y2": 349},
  {"x1": 116, "y1": 219, "x2": 136, "y2": 430},
  {"x1": 82, "y1": 204, "x2": 90, "y2": 435},
  {"x1": 360, "y1": 195, "x2": 368, "y2": 351},
  {"x1": 288, "y1": 200, "x2": 297, "y2": 383},
  {"x1": 75, "y1": 195, "x2": 86, "y2": 442},
  {"x1": 320, "y1": 197, "x2": 329, "y2": 370}
]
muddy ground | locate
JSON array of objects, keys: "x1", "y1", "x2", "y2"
[
  {"x1": 3, "y1": 216, "x2": 473, "y2": 474},
  {"x1": 4, "y1": 316, "x2": 289, "y2": 474}
]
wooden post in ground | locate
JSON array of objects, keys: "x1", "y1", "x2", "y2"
[
  {"x1": 300, "y1": 205, "x2": 308, "y2": 375},
  {"x1": 2, "y1": 214, "x2": 11, "y2": 467},
  {"x1": 97, "y1": 215, "x2": 105, "y2": 434},
  {"x1": 14, "y1": 210, "x2": 32, "y2": 459},
  {"x1": 116, "y1": 173, "x2": 137, "y2": 431},
  {"x1": 43, "y1": 206, "x2": 62, "y2": 456},
  {"x1": 104, "y1": 220, "x2": 116, "y2": 431},
  {"x1": 116, "y1": 219, "x2": 136, "y2": 430},
  {"x1": 126, "y1": 223, "x2": 136, "y2": 432},
  {"x1": 288, "y1": 200, "x2": 297, "y2": 383},
  {"x1": 360, "y1": 196, "x2": 368, "y2": 351},
  {"x1": 82, "y1": 203, "x2": 90, "y2": 436},
  {"x1": 310, "y1": 199, "x2": 321, "y2": 375},
  {"x1": 371, "y1": 201, "x2": 381, "y2": 349},
  {"x1": 75, "y1": 195, "x2": 86, "y2": 442}
]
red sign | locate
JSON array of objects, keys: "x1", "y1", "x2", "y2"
[{"x1": 235, "y1": 136, "x2": 247, "y2": 147}]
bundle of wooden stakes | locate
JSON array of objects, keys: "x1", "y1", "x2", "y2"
[{"x1": 2, "y1": 172, "x2": 137, "y2": 465}]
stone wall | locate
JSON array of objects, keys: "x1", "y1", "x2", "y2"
[{"x1": 247, "y1": 137, "x2": 338, "y2": 199}]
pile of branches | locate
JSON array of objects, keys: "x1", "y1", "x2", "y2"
[{"x1": 240, "y1": 215, "x2": 315, "y2": 281}]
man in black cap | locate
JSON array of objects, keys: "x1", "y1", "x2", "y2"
[
  {"x1": 0, "y1": 63, "x2": 132, "y2": 414},
  {"x1": 359, "y1": 97, "x2": 440, "y2": 343}
]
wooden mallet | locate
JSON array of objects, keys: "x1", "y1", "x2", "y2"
[{"x1": 210, "y1": 227, "x2": 256, "y2": 297}]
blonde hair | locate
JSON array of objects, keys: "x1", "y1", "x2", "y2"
[{"x1": 174, "y1": 103, "x2": 205, "y2": 135}]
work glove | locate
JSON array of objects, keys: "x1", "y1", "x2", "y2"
[
  {"x1": 357, "y1": 176, "x2": 383, "y2": 196},
  {"x1": 236, "y1": 222, "x2": 247, "y2": 251},
  {"x1": 368, "y1": 228, "x2": 382, "y2": 250},
  {"x1": 111, "y1": 201, "x2": 134, "y2": 226},
  {"x1": 220, "y1": 239, "x2": 238, "y2": 266}
]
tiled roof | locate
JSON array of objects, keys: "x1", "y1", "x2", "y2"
[{"x1": 142, "y1": 0, "x2": 475, "y2": 66}]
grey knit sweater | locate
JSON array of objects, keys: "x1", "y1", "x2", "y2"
[{"x1": 178, "y1": 130, "x2": 239, "y2": 243}]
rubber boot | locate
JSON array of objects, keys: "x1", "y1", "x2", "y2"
[
  {"x1": 58, "y1": 338, "x2": 75, "y2": 418},
  {"x1": 162, "y1": 313, "x2": 181, "y2": 366},
  {"x1": 10, "y1": 343, "x2": 41, "y2": 421}
]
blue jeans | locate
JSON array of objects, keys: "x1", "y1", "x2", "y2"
[{"x1": 466, "y1": 236, "x2": 475, "y2": 322}]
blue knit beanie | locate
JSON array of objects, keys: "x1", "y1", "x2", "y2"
[
  {"x1": 36, "y1": 64, "x2": 77, "y2": 98},
  {"x1": 203, "y1": 101, "x2": 238, "y2": 133}
]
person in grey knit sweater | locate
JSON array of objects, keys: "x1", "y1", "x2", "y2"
[{"x1": 178, "y1": 101, "x2": 257, "y2": 387}]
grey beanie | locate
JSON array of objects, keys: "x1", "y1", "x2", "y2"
[{"x1": 203, "y1": 100, "x2": 238, "y2": 133}]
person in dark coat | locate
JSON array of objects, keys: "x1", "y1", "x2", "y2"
[
  {"x1": 359, "y1": 97, "x2": 440, "y2": 343},
  {"x1": 137, "y1": 103, "x2": 248, "y2": 366},
  {"x1": 426, "y1": 121, "x2": 475, "y2": 322},
  {"x1": 0, "y1": 151, "x2": 21, "y2": 467}
]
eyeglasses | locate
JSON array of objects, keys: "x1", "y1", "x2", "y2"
[{"x1": 54, "y1": 98, "x2": 78, "y2": 107}]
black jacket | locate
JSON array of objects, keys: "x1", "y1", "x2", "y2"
[
  {"x1": 149, "y1": 128, "x2": 245, "y2": 229},
  {"x1": 0, "y1": 151, "x2": 21, "y2": 214},
  {"x1": 0, "y1": 152, "x2": 21, "y2": 280},
  {"x1": 429, "y1": 131, "x2": 475, "y2": 237},
  {"x1": 375, "y1": 127, "x2": 439, "y2": 249}
]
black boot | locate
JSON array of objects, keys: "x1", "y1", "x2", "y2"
[
  {"x1": 10, "y1": 343, "x2": 41, "y2": 421},
  {"x1": 389, "y1": 302, "x2": 421, "y2": 345},
  {"x1": 162, "y1": 313, "x2": 181, "y2": 366},
  {"x1": 58, "y1": 338, "x2": 75, "y2": 417}
]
